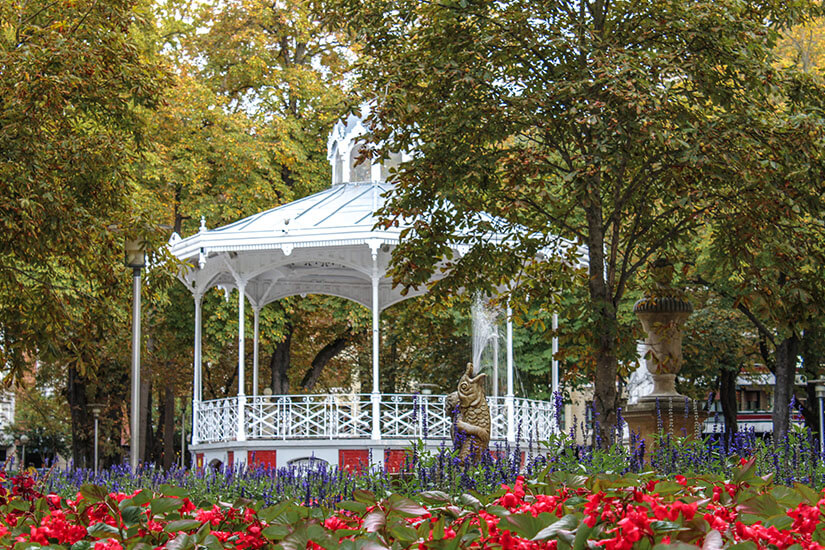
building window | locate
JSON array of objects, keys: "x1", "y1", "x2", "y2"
[{"x1": 745, "y1": 390, "x2": 760, "y2": 411}]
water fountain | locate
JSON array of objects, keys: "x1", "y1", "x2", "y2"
[{"x1": 471, "y1": 294, "x2": 501, "y2": 396}]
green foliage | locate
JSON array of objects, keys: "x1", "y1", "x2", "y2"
[
  {"x1": 678, "y1": 292, "x2": 759, "y2": 401},
  {"x1": 10, "y1": 0, "x2": 825, "y2": 469},
  {"x1": 379, "y1": 295, "x2": 472, "y2": 393},
  {"x1": 8, "y1": 461, "x2": 825, "y2": 549},
  {"x1": 777, "y1": 16, "x2": 825, "y2": 73},
  {"x1": 190, "y1": 0, "x2": 349, "y2": 198},
  {"x1": 0, "y1": 0, "x2": 168, "y2": 377},
  {"x1": 132, "y1": 0, "x2": 356, "y2": 408},
  {"x1": 334, "y1": 0, "x2": 825, "y2": 444}
]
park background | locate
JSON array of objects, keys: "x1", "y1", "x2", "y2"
[{"x1": 1, "y1": 0, "x2": 825, "y2": 473}]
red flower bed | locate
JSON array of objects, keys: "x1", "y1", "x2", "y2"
[{"x1": 3, "y1": 460, "x2": 825, "y2": 549}]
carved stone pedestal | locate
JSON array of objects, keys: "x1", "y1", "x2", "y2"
[
  {"x1": 625, "y1": 258, "x2": 708, "y2": 459},
  {"x1": 624, "y1": 397, "x2": 709, "y2": 455}
]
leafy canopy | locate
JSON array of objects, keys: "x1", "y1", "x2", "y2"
[{"x1": 334, "y1": 0, "x2": 825, "y2": 441}]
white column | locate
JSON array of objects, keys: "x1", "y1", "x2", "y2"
[
  {"x1": 506, "y1": 303, "x2": 515, "y2": 442},
  {"x1": 253, "y1": 306, "x2": 260, "y2": 397},
  {"x1": 371, "y1": 258, "x2": 381, "y2": 441},
  {"x1": 552, "y1": 312, "x2": 559, "y2": 396},
  {"x1": 493, "y1": 334, "x2": 499, "y2": 398},
  {"x1": 192, "y1": 293, "x2": 203, "y2": 445},
  {"x1": 237, "y1": 282, "x2": 247, "y2": 442}
]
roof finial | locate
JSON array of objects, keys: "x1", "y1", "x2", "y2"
[{"x1": 199, "y1": 216, "x2": 207, "y2": 233}]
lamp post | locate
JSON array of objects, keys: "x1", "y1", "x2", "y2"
[
  {"x1": 89, "y1": 404, "x2": 103, "y2": 473},
  {"x1": 813, "y1": 380, "x2": 825, "y2": 455},
  {"x1": 125, "y1": 238, "x2": 145, "y2": 472},
  {"x1": 19, "y1": 434, "x2": 28, "y2": 471}
]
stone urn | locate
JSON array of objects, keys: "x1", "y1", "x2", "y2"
[{"x1": 633, "y1": 259, "x2": 693, "y2": 400}]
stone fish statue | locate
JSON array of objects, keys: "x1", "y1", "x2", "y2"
[{"x1": 447, "y1": 362, "x2": 491, "y2": 462}]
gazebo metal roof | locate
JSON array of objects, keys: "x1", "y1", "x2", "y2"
[{"x1": 168, "y1": 180, "x2": 422, "y2": 310}]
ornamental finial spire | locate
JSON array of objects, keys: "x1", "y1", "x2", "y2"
[{"x1": 199, "y1": 216, "x2": 207, "y2": 233}]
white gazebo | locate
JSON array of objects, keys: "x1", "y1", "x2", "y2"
[{"x1": 169, "y1": 113, "x2": 559, "y2": 471}]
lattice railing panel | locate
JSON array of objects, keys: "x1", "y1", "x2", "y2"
[
  {"x1": 287, "y1": 396, "x2": 333, "y2": 438},
  {"x1": 380, "y1": 394, "x2": 422, "y2": 438},
  {"x1": 196, "y1": 397, "x2": 238, "y2": 443},
  {"x1": 419, "y1": 395, "x2": 451, "y2": 439},
  {"x1": 246, "y1": 396, "x2": 288, "y2": 439},
  {"x1": 194, "y1": 393, "x2": 558, "y2": 444},
  {"x1": 488, "y1": 397, "x2": 508, "y2": 441},
  {"x1": 513, "y1": 398, "x2": 556, "y2": 442},
  {"x1": 333, "y1": 394, "x2": 372, "y2": 438}
]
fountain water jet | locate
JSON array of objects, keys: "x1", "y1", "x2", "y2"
[{"x1": 471, "y1": 294, "x2": 501, "y2": 396}]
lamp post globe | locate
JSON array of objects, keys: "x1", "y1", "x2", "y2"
[
  {"x1": 89, "y1": 404, "x2": 104, "y2": 474},
  {"x1": 19, "y1": 434, "x2": 29, "y2": 470}
]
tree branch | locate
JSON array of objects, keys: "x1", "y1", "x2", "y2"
[{"x1": 615, "y1": 205, "x2": 710, "y2": 301}]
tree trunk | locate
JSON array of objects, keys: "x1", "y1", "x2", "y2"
[
  {"x1": 270, "y1": 323, "x2": 294, "y2": 394},
  {"x1": 181, "y1": 396, "x2": 189, "y2": 468},
  {"x1": 66, "y1": 365, "x2": 89, "y2": 468},
  {"x1": 142, "y1": 337, "x2": 154, "y2": 463},
  {"x1": 773, "y1": 334, "x2": 800, "y2": 443},
  {"x1": 301, "y1": 329, "x2": 352, "y2": 390},
  {"x1": 719, "y1": 367, "x2": 739, "y2": 448},
  {"x1": 804, "y1": 382, "x2": 819, "y2": 444},
  {"x1": 162, "y1": 380, "x2": 175, "y2": 469},
  {"x1": 584, "y1": 191, "x2": 619, "y2": 448}
]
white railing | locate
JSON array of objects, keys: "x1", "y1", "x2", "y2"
[
  {"x1": 196, "y1": 397, "x2": 238, "y2": 443},
  {"x1": 245, "y1": 394, "x2": 372, "y2": 439},
  {"x1": 513, "y1": 397, "x2": 556, "y2": 443},
  {"x1": 194, "y1": 393, "x2": 558, "y2": 445},
  {"x1": 489, "y1": 397, "x2": 508, "y2": 441}
]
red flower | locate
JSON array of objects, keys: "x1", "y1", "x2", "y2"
[
  {"x1": 500, "y1": 476, "x2": 527, "y2": 509},
  {"x1": 195, "y1": 505, "x2": 225, "y2": 526},
  {"x1": 788, "y1": 503, "x2": 821, "y2": 535},
  {"x1": 324, "y1": 516, "x2": 349, "y2": 530},
  {"x1": 180, "y1": 497, "x2": 196, "y2": 514},
  {"x1": 93, "y1": 539, "x2": 123, "y2": 550}
]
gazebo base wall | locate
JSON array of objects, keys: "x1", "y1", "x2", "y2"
[{"x1": 190, "y1": 438, "x2": 529, "y2": 472}]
